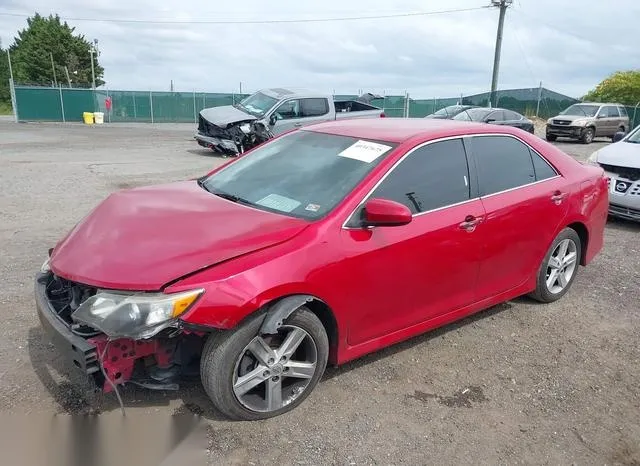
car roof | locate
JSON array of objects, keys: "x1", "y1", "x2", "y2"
[
  {"x1": 302, "y1": 118, "x2": 516, "y2": 143},
  {"x1": 573, "y1": 102, "x2": 623, "y2": 107}
]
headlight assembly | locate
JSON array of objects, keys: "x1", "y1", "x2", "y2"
[{"x1": 71, "y1": 288, "x2": 204, "y2": 339}]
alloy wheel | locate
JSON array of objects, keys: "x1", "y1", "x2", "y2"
[
  {"x1": 232, "y1": 325, "x2": 318, "y2": 413},
  {"x1": 545, "y1": 238, "x2": 578, "y2": 294}
]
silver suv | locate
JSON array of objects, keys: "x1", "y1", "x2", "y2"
[{"x1": 546, "y1": 103, "x2": 629, "y2": 144}]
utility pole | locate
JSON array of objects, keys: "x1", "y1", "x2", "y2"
[
  {"x1": 489, "y1": 0, "x2": 512, "y2": 107},
  {"x1": 50, "y1": 52, "x2": 58, "y2": 87},
  {"x1": 89, "y1": 39, "x2": 99, "y2": 89}
]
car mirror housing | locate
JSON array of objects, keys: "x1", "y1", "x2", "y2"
[{"x1": 362, "y1": 198, "x2": 412, "y2": 227}]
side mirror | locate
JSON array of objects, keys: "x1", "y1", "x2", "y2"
[
  {"x1": 362, "y1": 198, "x2": 412, "y2": 227},
  {"x1": 485, "y1": 118, "x2": 495, "y2": 123},
  {"x1": 613, "y1": 131, "x2": 626, "y2": 142},
  {"x1": 596, "y1": 114, "x2": 607, "y2": 119},
  {"x1": 268, "y1": 114, "x2": 277, "y2": 126}
]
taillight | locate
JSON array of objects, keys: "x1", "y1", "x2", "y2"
[{"x1": 379, "y1": 112, "x2": 386, "y2": 118}]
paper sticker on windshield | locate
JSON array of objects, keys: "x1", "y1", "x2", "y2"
[
  {"x1": 305, "y1": 203, "x2": 321, "y2": 212},
  {"x1": 256, "y1": 194, "x2": 301, "y2": 212},
  {"x1": 337, "y1": 140, "x2": 392, "y2": 163}
]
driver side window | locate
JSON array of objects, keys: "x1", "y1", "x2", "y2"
[{"x1": 274, "y1": 99, "x2": 301, "y2": 120}]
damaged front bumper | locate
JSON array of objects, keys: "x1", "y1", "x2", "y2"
[
  {"x1": 194, "y1": 132, "x2": 241, "y2": 154},
  {"x1": 195, "y1": 113, "x2": 273, "y2": 156},
  {"x1": 35, "y1": 272, "x2": 204, "y2": 393}
]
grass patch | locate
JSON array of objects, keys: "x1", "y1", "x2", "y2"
[{"x1": 0, "y1": 101, "x2": 13, "y2": 115}]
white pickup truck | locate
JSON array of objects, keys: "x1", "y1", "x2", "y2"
[{"x1": 195, "y1": 88, "x2": 386, "y2": 155}]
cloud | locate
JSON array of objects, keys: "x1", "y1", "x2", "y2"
[{"x1": 1, "y1": 0, "x2": 638, "y2": 98}]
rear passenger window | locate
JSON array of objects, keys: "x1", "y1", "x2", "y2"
[
  {"x1": 471, "y1": 136, "x2": 535, "y2": 196},
  {"x1": 605, "y1": 106, "x2": 620, "y2": 117},
  {"x1": 531, "y1": 150, "x2": 557, "y2": 181},
  {"x1": 370, "y1": 139, "x2": 470, "y2": 214},
  {"x1": 301, "y1": 98, "x2": 329, "y2": 117}
]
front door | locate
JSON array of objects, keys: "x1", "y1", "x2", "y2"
[
  {"x1": 465, "y1": 134, "x2": 570, "y2": 299},
  {"x1": 338, "y1": 138, "x2": 486, "y2": 346},
  {"x1": 269, "y1": 98, "x2": 332, "y2": 136}
]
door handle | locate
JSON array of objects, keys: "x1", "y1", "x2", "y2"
[
  {"x1": 294, "y1": 123, "x2": 302, "y2": 127},
  {"x1": 459, "y1": 215, "x2": 483, "y2": 232},
  {"x1": 550, "y1": 191, "x2": 568, "y2": 204}
]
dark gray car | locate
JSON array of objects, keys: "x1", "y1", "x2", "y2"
[
  {"x1": 424, "y1": 105, "x2": 478, "y2": 119},
  {"x1": 452, "y1": 107, "x2": 535, "y2": 133}
]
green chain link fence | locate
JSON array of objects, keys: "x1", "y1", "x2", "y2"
[{"x1": 10, "y1": 84, "x2": 640, "y2": 129}]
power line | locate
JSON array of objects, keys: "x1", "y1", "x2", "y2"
[{"x1": 0, "y1": 6, "x2": 490, "y2": 25}]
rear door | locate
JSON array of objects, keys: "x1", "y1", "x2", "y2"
[
  {"x1": 604, "y1": 106, "x2": 621, "y2": 136},
  {"x1": 340, "y1": 138, "x2": 486, "y2": 345},
  {"x1": 466, "y1": 134, "x2": 569, "y2": 300}
]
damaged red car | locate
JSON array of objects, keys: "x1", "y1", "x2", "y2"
[{"x1": 35, "y1": 118, "x2": 609, "y2": 420}]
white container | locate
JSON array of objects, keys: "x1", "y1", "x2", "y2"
[{"x1": 93, "y1": 112, "x2": 104, "y2": 124}]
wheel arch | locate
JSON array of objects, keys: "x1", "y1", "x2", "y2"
[
  {"x1": 242, "y1": 293, "x2": 340, "y2": 364},
  {"x1": 566, "y1": 221, "x2": 589, "y2": 266}
]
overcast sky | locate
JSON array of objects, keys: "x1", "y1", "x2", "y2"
[{"x1": 1, "y1": 0, "x2": 638, "y2": 98}]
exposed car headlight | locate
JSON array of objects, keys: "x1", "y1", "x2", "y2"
[
  {"x1": 573, "y1": 119, "x2": 588, "y2": 126},
  {"x1": 586, "y1": 151, "x2": 599, "y2": 166},
  {"x1": 71, "y1": 288, "x2": 204, "y2": 339},
  {"x1": 40, "y1": 257, "x2": 51, "y2": 273}
]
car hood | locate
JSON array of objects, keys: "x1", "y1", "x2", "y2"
[
  {"x1": 596, "y1": 141, "x2": 640, "y2": 169},
  {"x1": 199, "y1": 105, "x2": 257, "y2": 128},
  {"x1": 50, "y1": 181, "x2": 309, "y2": 291}
]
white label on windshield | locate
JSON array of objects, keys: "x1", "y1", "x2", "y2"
[
  {"x1": 337, "y1": 140, "x2": 392, "y2": 163},
  {"x1": 256, "y1": 193, "x2": 301, "y2": 212}
]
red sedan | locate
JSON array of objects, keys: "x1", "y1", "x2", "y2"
[{"x1": 35, "y1": 118, "x2": 609, "y2": 420}]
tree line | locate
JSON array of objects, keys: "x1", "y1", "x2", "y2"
[{"x1": 0, "y1": 13, "x2": 105, "y2": 111}]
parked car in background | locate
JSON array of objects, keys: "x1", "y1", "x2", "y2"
[
  {"x1": 587, "y1": 124, "x2": 640, "y2": 221},
  {"x1": 545, "y1": 103, "x2": 629, "y2": 144},
  {"x1": 36, "y1": 118, "x2": 608, "y2": 420},
  {"x1": 195, "y1": 88, "x2": 385, "y2": 156},
  {"x1": 452, "y1": 107, "x2": 535, "y2": 133},
  {"x1": 424, "y1": 105, "x2": 478, "y2": 119}
]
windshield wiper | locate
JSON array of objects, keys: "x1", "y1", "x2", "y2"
[{"x1": 210, "y1": 188, "x2": 255, "y2": 206}]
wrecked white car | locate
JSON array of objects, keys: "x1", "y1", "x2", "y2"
[{"x1": 195, "y1": 88, "x2": 386, "y2": 155}]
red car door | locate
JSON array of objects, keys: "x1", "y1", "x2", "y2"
[
  {"x1": 336, "y1": 138, "x2": 487, "y2": 346},
  {"x1": 466, "y1": 134, "x2": 570, "y2": 299}
]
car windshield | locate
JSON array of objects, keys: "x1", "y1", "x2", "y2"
[
  {"x1": 201, "y1": 131, "x2": 397, "y2": 220},
  {"x1": 452, "y1": 108, "x2": 492, "y2": 121},
  {"x1": 560, "y1": 104, "x2": 600, "y2": 117},
  {"x1": 432, "y1": 106, "x2": 461, "y2": 116},
  {"x1": 624, "y1": 125, "x2": 640, "y2": 143},
  {"x1": 236, "y1": 92, "x2": 278, "y2": 117}
]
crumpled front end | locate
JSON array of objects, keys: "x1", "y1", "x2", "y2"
[
  {"x1": 195, "y1": 112, "x2": 273, "y2": 156},
  {"x1": 35, "y1": 270, "x2": 207, "y2": 394}
]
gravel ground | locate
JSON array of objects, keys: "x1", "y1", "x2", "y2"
[{"x1": 0, "y1": 120, "x2": 638, "y2": 465}]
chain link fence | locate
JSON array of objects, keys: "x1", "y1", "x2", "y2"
[{"x1": 9, "y1": 83, "x2": 640, "y2": 129}]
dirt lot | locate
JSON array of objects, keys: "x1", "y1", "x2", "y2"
[{"x1": 0, "y1": 119, "x2": 638, "y2": 465}]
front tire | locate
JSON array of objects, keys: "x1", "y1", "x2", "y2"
[
  {"x1": 200, "y1": 307, "x2": 329, "y2": 421},
  {"x1": 529, "y1": 227, "x2": 581, "y2": 303},
  {"x1": 581, "y1": 127, "x2": 595, "y2": 144}
]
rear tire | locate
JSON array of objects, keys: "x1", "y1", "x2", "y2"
[
  {"x1": 581, "y1": 127, "x2": 595, "y2": 144},
  {"x1": 200, "y1": 307, "x2": 328, "y2": 421},
  {"x1": 545, "y1": 133, "x2": 557, "y2": 142},
  {"x1": 529, "y1": 227, "x2": 581, "y2": 303}
]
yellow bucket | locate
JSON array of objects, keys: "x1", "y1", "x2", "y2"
[{"x1": 83, "y1": 112, "x2": 94, "y2": 125}]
